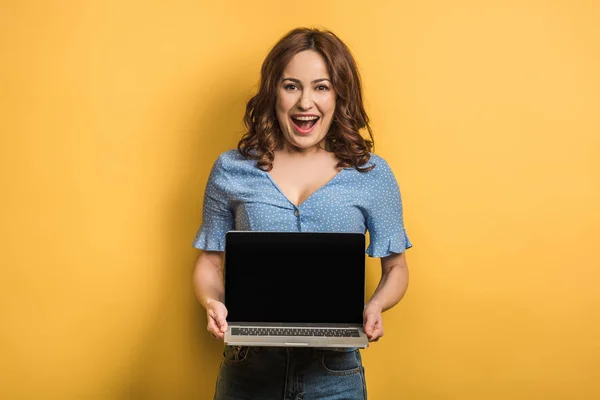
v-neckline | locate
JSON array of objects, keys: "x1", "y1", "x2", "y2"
[{"x1": 264, "y1": 168, "x2": 347, "y2": 208}]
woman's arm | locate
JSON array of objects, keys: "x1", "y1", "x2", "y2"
[
  {"x1": 363, "y1": 252, "x2": 409, "y2": 341},
  {"x1": 193, "y1": 250, "x2": 228, "y2": 340}
]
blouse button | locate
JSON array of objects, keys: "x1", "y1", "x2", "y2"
[{"x1": 294, "y1": 209, "x2": 300, "y2": 217}]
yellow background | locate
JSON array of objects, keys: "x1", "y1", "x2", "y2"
[{"x1": 1, "y1": 0, "x2": 599, "y2": 398}]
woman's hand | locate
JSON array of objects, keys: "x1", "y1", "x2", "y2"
[
  {"x1": 362, "y1": 253, "x2": 409, "y2": 342},
  {"x1": 363, "y1": 301, "x2": 384, "y2": 342},
  {"x1": 206, "y1": 299, "x2": 228, "y2": 340}
]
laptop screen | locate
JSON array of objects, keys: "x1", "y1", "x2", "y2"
[{"x1": 224, "y1": 232, "x2": 366, "y2": 325}]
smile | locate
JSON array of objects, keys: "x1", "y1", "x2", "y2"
[{"x1": 291, "y1": 115, "x2": 320, "y2": 134}]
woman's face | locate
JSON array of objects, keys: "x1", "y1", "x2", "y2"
[{"x1": 275, "y1": 50, "x2": 336, "y2": 152}]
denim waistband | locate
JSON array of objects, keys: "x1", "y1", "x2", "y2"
[{"x1": 248, "y1": 346, "x2": 358, "y2": 355}]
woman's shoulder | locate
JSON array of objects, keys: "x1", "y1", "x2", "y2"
[
  {"x1": 357, "y1": 153, "x2": 392, "y2": 174},
  {"x1": 365, "y1": 152, "x2": 388, "y2": 167},
  {"x1": 213, "y1": 148, "x2": 259, "y2": 174},
  {"x1": 347, "y1": 153, "x2": 399, "y2": 189},
  {"x1": 216, "y1": 148, "x2": 245, "y2": 163},
  {"x1": 340, "y1": 153, "x2": 395, "y2": 190}
]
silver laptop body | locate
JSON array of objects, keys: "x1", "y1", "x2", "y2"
[{"x1": 223, "y1": 231, "x2": 369, "y2": 348}]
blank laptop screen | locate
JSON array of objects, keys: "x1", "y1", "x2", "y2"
[{"x1": 224, "y1": 232, "x2": 365, "y2": 325}]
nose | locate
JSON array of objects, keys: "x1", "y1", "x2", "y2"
[{"x1": 297, "y1": 89, "x2": 313, "y2": 111}]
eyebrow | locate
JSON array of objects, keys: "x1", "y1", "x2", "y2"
[{"x1": 281, "y1": 77, "x2": 331, "y2": 84}]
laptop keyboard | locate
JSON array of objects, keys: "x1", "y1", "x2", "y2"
[{"x1": 231, "y1": 327, "x2": 360, "y2": 337}]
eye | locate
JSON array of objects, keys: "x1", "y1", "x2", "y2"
[
  {"x1": 284, "y1": 84, "x2": 298, "y2": 91},
  {"x1": 316, "y1": 85, "x2": 330, "y2": 91}
]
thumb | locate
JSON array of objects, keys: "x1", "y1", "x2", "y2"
[
  {"x1": 218, "y1": 315, "x2": 228, "y2": 332},
  {"x1": 363, "y1": 313, "x2": 374, "y2": 336},
  {"x1": 215, "y1": 309, "x2": 228, "y2": 332}
]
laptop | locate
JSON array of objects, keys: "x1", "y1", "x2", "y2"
[{"x1": 223, "y1": 231, "x2": 369, "y2": 348}]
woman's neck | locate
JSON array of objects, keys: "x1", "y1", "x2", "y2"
[{"x1": 278, "y1": 140, "x2": 327, "y2": 157}]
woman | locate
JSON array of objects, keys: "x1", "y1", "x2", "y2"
[{"x1": 193, "y1": 27, "x2": 411, "y2": 400}]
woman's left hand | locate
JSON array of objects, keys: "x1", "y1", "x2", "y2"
[{"x1": 363, "y1": 301, "x2": 384, "y2": 342}]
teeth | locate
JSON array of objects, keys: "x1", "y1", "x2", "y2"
[{"x1": 293, "y1": 116, "x2": 319, "y2": 121}]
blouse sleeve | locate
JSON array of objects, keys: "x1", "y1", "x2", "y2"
[
  {"x1": 365, "y1": 158, "x2": 412, "y2": 257},
  {"x1": 192, "y1": 154, "x2": 234, "y2": 251}
]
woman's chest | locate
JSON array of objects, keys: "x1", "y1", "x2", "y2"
[
  {"x1": 228, "y1": 172, "x2": 369, "y2": 233},
  {"x1": 268, "y1": 161, "x2": 341, "y2": 208}
]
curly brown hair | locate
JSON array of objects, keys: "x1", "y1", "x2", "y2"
[{"x1": 238, "y1": 27, "x2": 375, "y2": 172}]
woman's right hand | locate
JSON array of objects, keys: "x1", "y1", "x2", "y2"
[{"x1": 206, "y1": 299, "x2": 228, "y2": 340}]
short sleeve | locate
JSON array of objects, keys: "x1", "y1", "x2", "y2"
[
  {"x1": 365, "y1": 158, "x2": 412, "y2": 257},
  {"x1": 192, "y1": 154, "x2": 234, "y2": 251}
]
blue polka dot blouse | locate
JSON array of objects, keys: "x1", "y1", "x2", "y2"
[{"x1": 193, "y1": 149, "x2": 412, "y2": 257}]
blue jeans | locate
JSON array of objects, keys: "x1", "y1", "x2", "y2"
[{"x1": 214, "y1": 346, "x2": 367, "y2": 400}]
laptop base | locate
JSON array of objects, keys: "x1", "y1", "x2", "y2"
[{"x1": 224, "y1": 326, "x2": 369, "y2": 348}]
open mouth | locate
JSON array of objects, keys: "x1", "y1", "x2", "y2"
[{"x1": 291, "y1": 115, "x2": 320, "y2": 133}]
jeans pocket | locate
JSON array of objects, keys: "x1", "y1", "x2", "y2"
[
  {"x1": 320, "y1": 349, "x2": 362, "y2": 376},
  {"x1": 222, "y1": 345, "x2": 254, "y2": 366}
]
